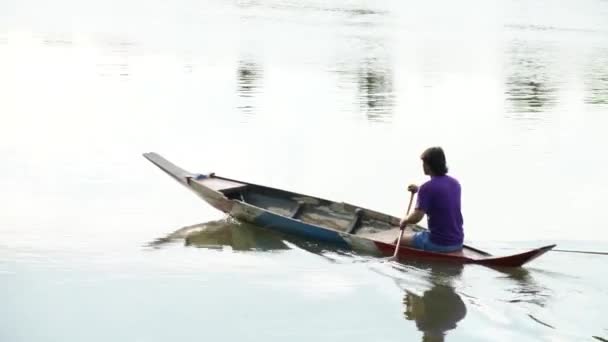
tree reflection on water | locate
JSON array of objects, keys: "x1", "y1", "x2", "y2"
[
  {"x1": 504, "y1": 40, "x2": 558, "y2": 116},
  {"x1": 356, "y1": 57, "x2": 395, "y2": 122},
  {"x1": 236, "y1": 59, "x2": 264, "y2": 116},
  {"x1": 585, "y1": 48, "x2": 608, "y2": 106}
]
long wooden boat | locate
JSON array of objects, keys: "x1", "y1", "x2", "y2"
[{"x1": 143, "y1": 152, "x2": 555, "y2": 267}]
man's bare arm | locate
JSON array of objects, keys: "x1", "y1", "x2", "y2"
[{"x1": 399, "y1": 208, "x2": 424, "y2": 229}]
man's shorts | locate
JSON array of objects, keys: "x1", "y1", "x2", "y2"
[{"x1": 413, "y1": 231, "x2": 462, "y2": 253}]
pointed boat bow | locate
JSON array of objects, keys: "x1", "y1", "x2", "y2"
[
  {"x1": 143, "y1": 152, "x2": 203, "y2": 186},
  {"x1": 473, "y1": 244, "x2": 557, "y2": 268}
]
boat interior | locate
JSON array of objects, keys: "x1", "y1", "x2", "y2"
[
  {"x1": 193, "y1": 175, "x2": 489, "y2": 258},
  {"x1": 197, "y1": 176, "x2": 410, "y2": 236}
]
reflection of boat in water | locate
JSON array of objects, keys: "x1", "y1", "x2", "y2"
[
  {"x1": 148, "y1": 219, "x2": 355, "y2": 263},
  {"x1": 148, "y1": 219, "x2": 290, "y2": 251},
  {"x1": 143, "y1": 152, "x2": 555, "y2": 267}
]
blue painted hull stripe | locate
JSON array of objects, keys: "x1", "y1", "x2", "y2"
[{"x1": 253, "y1": 211, "x2": 350, "y2": 249}]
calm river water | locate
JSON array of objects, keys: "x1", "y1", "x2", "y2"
[{"x1": 1, "y1": 0, "x2": 607, "y2": 341}]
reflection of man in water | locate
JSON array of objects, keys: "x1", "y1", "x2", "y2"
[
  {"x1": 402, "y1": 262, "x2": 467, "y2": 342},
  {"x1": 404, "y1": 285, "x2": 467, "y2": 342}
]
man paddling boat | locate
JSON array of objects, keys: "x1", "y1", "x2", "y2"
[
  {"x1": 144, "y1": 152, "x2": 555, "y2": 267},
  {"x1": 398, "y1": 147, "x2": 464, "y2": 253}
]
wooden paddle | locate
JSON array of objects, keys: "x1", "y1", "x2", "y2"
[{"x1": 391, "y1": 192, "x2": 415, "y2": 259}]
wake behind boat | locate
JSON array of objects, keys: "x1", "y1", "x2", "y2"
[{"x1": 143, "y1": 152, "x2": 555, "y2": 267}]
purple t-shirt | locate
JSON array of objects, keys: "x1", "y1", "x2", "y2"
[{"x1": 416, "y1": 175, "x2": 464, "y2": 246}]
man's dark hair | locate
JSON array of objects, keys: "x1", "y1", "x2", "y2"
[{"x1": 421, "y1": 147, "x2": 448, "y2": 176}]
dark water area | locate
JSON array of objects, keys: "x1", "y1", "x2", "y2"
[{"x1": 1, "y1": 0, "x2": 608, "y2": 340}]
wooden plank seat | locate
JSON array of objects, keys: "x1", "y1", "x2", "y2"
[
  {"x1": 290, "y1": 201, "x2": 306, "y2": 218},
  {"x1": 346, "y1": 208, "x2": 363, "y2": 234}
]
